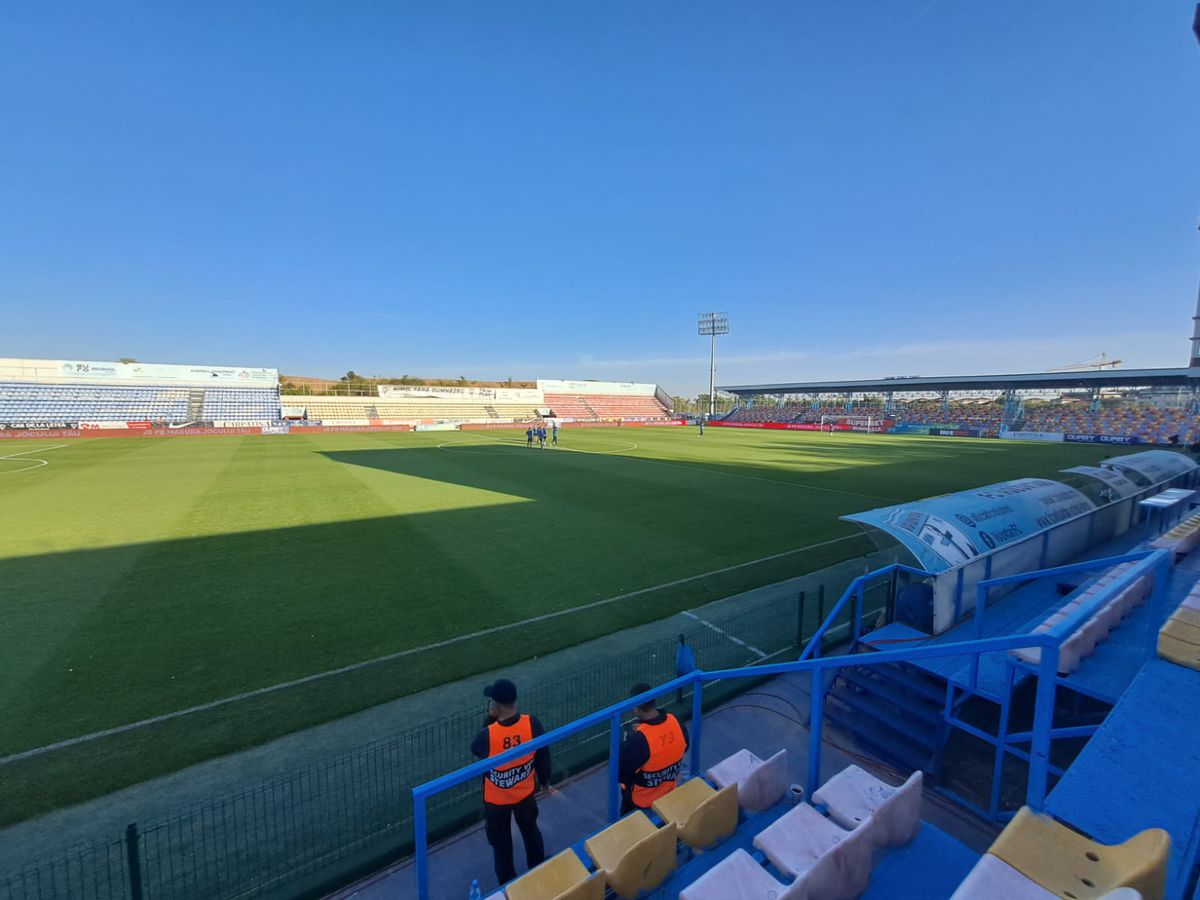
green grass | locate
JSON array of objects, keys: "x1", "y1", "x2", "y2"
[{"x1": 0, "y1": 427, "x2": 1116, "y2": 824}]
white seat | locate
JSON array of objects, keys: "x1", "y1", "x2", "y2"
[
  {"x1": 708, "y1": 748, "x2": 789, "y2": 812},
  {"x1": 678, "y1": 848, "x2": 788, "y2": 900},
  {"x1": 949, "y1": 854, "x2": 1059, "y2": 900},
  {"x1": 753, "y1": 801, "x2": 850, "y2": 878},
  {"x1": 812, "y1": 765, "x2": 915, "y2": 832},
  {"x1": 781, "y1": 814, "x2": 876, "y2": 900},
  {"x1": 869, "y1": 770, "x2": 923, "y2": 846}
]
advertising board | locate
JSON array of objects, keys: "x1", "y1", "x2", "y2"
[{"x1": 999, "y1": 430, "x2": 1065, "y2": 442}]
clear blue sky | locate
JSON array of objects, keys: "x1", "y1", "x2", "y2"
[{"x1": 2, "y1": 2, "x2": 1198, "y2": 395}]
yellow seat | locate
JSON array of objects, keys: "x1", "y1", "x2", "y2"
[
  {"x1": 553, "y1": 872, "x2": 605, "y2": 900},
  {"x1": 1159, "y1": 630, "x2": 1200, "y2": 670},
  {"x1": 584, "y1": 811, "x2": 677, "y2": 899},
  {"x1": 505, "y1": 849, "x2": 591, "y2": 900},
  {"x1": 990, "y1": 807, "x2": 1170, "y2": 900},
  {"x1": 651, "y1": 779, "x2": 739, "y2": 850}
]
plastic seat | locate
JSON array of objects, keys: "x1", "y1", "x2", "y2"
[
  {"x1": 707, "y1": 748, "x2": 789, "y2": 812},
  {"x1": 989, "y1": 807, "x2": 1169, "y2": 900},
  {"x1": 677, "y1": 848, "x2": 787, "y2": 900},
  {"x1": 583, "y1": 812, "x2": 677, "y2": 900},
  {"x1": 950, "y1": 854, "x2": 1058, "y2": 899},
  {"x1": 650, "y1": 778, "x2": 738, "y2": 850},
  {"x1": 505, "y1": 849, "x2": 591, "y2": 900},
  {"x1": 752, "y1": 800, "x2": 851, "y2": 878},
  {"x1": 811, "y1": 766, "x2": 921, "y2": 835},
  {"x1": 781, "y1": 815, "x2": 876, "y2": 900}
]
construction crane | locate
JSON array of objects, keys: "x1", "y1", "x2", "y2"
[{"x1": 1049, "y1": 352, "x2": 1122, "y2": 372}]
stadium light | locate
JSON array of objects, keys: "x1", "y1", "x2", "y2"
[{"x1": 697, "y1": 312, "x2": 730, "y2": 418}]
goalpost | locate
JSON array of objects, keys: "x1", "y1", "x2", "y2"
[{"x1": 820, "y1": 414, "x2": 880, "y2": 433}]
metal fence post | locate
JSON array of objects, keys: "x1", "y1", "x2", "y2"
[
  {"x1": 414, "y1": 795, "x2": 429, "y2": 900},
  {"x1": 796, "y1": 590, "x2": 806, "y2": 649},
  {"x1": 806, "y1": 667, "x2": 826, "y2": 799},
  {"x1": 607, "y1": 713, "x2": 622, "y2": 822},
  {"x1": 815, "y1": 585, "x2": 826, "y2": 658},
  {"x1": 125, "y1": 823, "x2": 144, "y2": 900},
  {"x1": 1027, "y1": 645, "x2": 1059, "y2": 811},
  {"x1": 690, "y1": 674, "x2": 703, "y2": 779},
  {"x1": 852, "y1": 582, "x2": 865, "y2": 645}
]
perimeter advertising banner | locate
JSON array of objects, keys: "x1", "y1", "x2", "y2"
[
  {"x1": 377, "y1": 384, "x2": 543, "y2": 403},
  {"x1": 843, "y1": 478, "x2": 1096, "y2": 574},
  {"x1": 999, "y1": 429, "x2": 1065, "y2": 442},
  {"x1": 536, "y1": 379, "x2": 657, "y2": 396},
  {"x1": 0, "y1": 357, "x2": 278, "y2": 386}
]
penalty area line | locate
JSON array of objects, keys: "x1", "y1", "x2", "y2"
[
  {"x1": 0, "y1": 532, "x2": 863, "y2": 766},
  {"x1": 0, "y1": 443, "x2": 69, "y2": 474}
]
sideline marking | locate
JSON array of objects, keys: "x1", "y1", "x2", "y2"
[
  {"x1": 0, "y1": 444, "x2": 68, "y2": 475},
  {"x1": 0, "y1": 532, "x2": 864, "y2": 765},
  {"x1": 680, "y1": 610, "x2": 767, "y2": 659}
]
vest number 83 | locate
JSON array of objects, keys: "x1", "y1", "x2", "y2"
[{"x1": 503, "y1": 735, "x2": 522, "y2": 749}]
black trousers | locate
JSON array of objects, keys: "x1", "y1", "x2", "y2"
[{"x1": 484, "y1": 794, "x2": 545, "y2": 885}]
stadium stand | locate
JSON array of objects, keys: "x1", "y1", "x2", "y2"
[
  {"x1": 1021, "y1": 406, "x2": 1200, "y2": 444},
  {"x1": 0, "y1": 382, "x2": 192, "y2": 423},
  {"x1": 284, "y1": 395, "x2": 540, "y2": 423},
  {"x1": 542, "y1": 392, "x2": 670, "y2": 421},
  {"x1": 0, "y1": 383, "x2": 282, "y2": 425},
  {"x1": 201, "y1": 387, "x2": 282, "y2": 423}
]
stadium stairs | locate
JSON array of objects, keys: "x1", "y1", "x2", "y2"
[{"x1": 824, "y1": 651, "x2": 949, "y2": 776}]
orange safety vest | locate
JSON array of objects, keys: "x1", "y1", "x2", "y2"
[
  {"x1": 483, "y1": 715, "x2": 536, "y2": 805},
  {"x1": 630, "y1": 714, "x2": 686, "y2": 808}
]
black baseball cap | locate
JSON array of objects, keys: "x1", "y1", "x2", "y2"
[{"x1": 484, "y1": 678, "x2": 517, "y2": 704}]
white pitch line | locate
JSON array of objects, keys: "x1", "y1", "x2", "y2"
[
  {"x1": 0, "y1": 532, "x2": 864, "y2": 766},
  {"x1": 0, "y1": 443, "x2": 68, "y2": 475},
  {"x1": 680, "y1": 610, "x2": 767, "y2": 659}
]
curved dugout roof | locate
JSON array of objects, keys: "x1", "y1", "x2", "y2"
[{"x1": 842, "y1": 451, "x2": 1198, "y2": 575}]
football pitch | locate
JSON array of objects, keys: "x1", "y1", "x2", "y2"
[{"x1": 0, "y1": 427, "x2": 1116, "y2": 824}]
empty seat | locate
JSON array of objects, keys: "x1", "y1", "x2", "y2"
[
  {"x1": 651, "y1": 778, "x2": 739, "y2": 850},
  {"x1": 505, "y1": 849, "x2": 593, "y2": 900},
  {"x1": 583, "y1": 812, "x2": 677, "y2": 900},
  {"x1": 752, "y1": 800, "x2": 851, "y2": 878},
  {"x1": 988, "y1": 807, "x2": 1168, "y2": 900},
  {"x1": 707, "y1": 748, "x2": 789, "y2": 812},
  {"x1": 812, "y1": 766, "x2": 923, "y2": 845},
  {"x1": 677, "y1": 848, "x2": 788, "y2": 900}
]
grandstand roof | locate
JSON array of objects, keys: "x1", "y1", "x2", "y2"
[{"x1": 718, "y1": 367, "x2": 1200, "y2": 397}]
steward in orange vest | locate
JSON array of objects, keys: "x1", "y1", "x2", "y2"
[
  {"x1": 470, "y1": 678, "x2": 549, "y2": 886},
  {"x1": 619, "y1": 682, "x2": 690, "y2": 814}
]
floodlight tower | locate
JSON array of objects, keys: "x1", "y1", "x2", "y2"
[
  {"x1": 1191, "y1": 4, "x2": 1200, "y2": 367},
  {"x1": 697, "y1": 312, "x2": 730, "y2": 418}
]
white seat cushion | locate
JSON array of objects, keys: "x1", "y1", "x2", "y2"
[
  {"x1": 949, "y1": 854, "x2": 1059, "y2": 899},
  {"x1": 812, "y1": 764, "x2": 898, "y2": 830},
  {"x1": 709, "y1": 748, "x2": 790, "y2": 812},
  {"x1": 678, "y1": 848, "x2": 787, "y2": 900},
  {"x1": 708, "y1": 748, "x2": 762, "y2": 790},
  {"x1": 753, "y1": 801, "x2": 849, "y2": 878},
  {"x1": 781, "y1": 815, "x2": 876, "y2": 900}
]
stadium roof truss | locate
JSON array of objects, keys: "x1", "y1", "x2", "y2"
[{"x1": 718, "y1": 367, "x2": 1200, "y2": 398}]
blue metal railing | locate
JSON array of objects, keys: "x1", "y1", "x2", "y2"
[
  {"x1": 411, "y1": 628, "x2": 1062, "y2": 899},
  {"x1": 798, "y1": 563, "x2": 930, "y2": 660}
]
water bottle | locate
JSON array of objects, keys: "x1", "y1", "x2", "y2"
[{"x1": 468, "y1": 879, "x2": 482, "y2": 900}]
